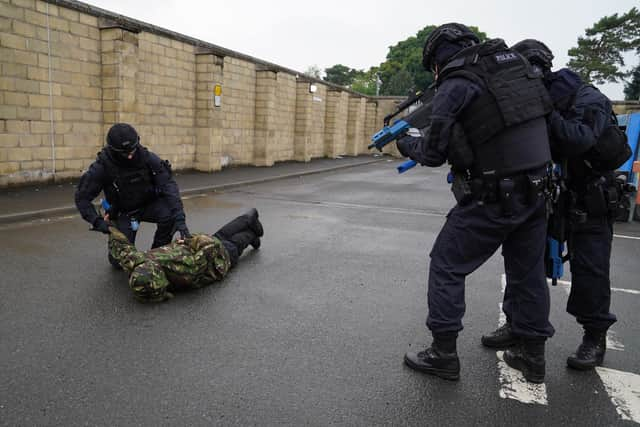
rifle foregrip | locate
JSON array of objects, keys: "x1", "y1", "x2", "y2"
[{"x1": 397, "y1": 160, "x2": 417, "y2": 174}]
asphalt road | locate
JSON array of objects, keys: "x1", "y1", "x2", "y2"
[{"x1": 1, "y1": 160, "x2": 639, "y2": 426}]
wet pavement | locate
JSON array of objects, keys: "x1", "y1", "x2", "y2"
[{"x1": 0, "y1": 160, "x2": 639, "y2": 426}]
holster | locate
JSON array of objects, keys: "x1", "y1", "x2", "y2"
[
  {"x1": 582, "y1": 176, "x2": 611, "y2": 218},
  {"x1": 526, "y1": 173, "x2": 546, "y2": 206},
  {"x1": 498, "y1": 178, "x2": 515, "y2": 217},
  {"x1": 451, "y1": 174, "x2": 474, "y2": 206}
]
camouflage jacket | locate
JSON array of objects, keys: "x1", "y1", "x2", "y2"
[{"x1": 108, "y1": 227, "x2": 231, "y2": 301}]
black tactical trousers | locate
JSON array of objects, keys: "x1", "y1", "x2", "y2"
[
  {"x1": 213, "y1": 213, "x2": 258, "y2": 267},
  {"x1": 566, "y1": 215, "x2": 616, "y2": 331},
  {"x1": 427, "y1": 193, "x2": 555, "y2": 339},
  {"x1": 108, "y1": 198, "x2": 177, "y2": 266}
]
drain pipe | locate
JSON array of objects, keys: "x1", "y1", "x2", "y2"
[{"x1": 45, "y1": 3, "x2": 56, "y2": 179}]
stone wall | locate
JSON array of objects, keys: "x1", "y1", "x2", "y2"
[
  {"x1": 1, "y1": 0, "x2": 102, "y2": 183},
  {"x1": 0, "y1": 0, "x2": 403, "y2": 187},
  {"x1": 613, "y1": 101, "x2": 640, "y2": 115}
]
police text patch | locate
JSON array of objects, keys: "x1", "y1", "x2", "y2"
[{"x1": 495, "y1": 52, "x2": 518, "y2": 63}]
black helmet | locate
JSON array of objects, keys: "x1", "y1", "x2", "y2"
[
  {"x1": 512, "y1": 39, "x2": 554, "y2": 72},
  {"x1": 422, "y1": 23, "x2": 480, "y2": 71},
  {"x1": 106, "y1": 123, "x2": 140, "y2": 154}
]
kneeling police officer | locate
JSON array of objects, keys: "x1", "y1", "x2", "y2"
[
  {"x1": 75, "y1": 123, "x2": 191, "y2": 267},
  {"x1": 397, "y1": 24, "x2": 555, "y2": 383}
]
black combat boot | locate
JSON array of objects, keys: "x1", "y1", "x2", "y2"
[
  {"x1": 246, "y1": 208, "x2": 264, "y2": 237},
  {"x1": 503, "y1": 337, "x2": 546, "y2": 384},
  {"x1": 215, "y1": 209, "x2": 262, "y2": 249},
  {"x1": 567, "y1": 329, "x2": 607, "y2": 371},
  {"x1": 230, "y1": 230, "x2": 259, "y2": 255},
  {"x1": 481, "y1": 323, "x2": 517, "y2": 349},
  {"x1": 404, "y1": 333, "x2": 460, "y2": 381}
]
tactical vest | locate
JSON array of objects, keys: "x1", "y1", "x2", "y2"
[
  {"x1": 98, "y1": 148, "x2": 159, "y2": 213},
  {"x1": 438, "y1": 39, "x2": 552, "y2": 177}
]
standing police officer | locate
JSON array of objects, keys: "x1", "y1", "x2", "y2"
[
  {"x1": 75, "y1": 123, "x2": 191, "y2": 267},
  {"x1": 482, "y1": 40, "x2": 630, "y2": 371},
  {"x1": 397, "y1": 24, "x2": 555, "y2": 383}
]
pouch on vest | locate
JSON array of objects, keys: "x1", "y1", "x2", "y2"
[
  {"x1": 114, "y1": 168, "x2": 155, "y2": 212},
  {"x1": 586, "y1": 119, "x2": 631, "y2": 171},
  {"x1": 447, "y1": 122, "x2": 474, "y2": 171}
]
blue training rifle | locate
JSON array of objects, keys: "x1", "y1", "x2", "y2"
[{"x1": 368, "y1": 86, "x2": 435, "y2": 173}]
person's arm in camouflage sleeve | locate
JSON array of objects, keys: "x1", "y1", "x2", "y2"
[{"x1": 108, "y1": 226, "x2": 146, "y2": 272}]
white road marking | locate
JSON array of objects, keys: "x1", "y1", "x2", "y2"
[
  {"x1": 613, "y1": 234, "x2": 640, "y2": 241},
  {"x1": 503, "y1": 277, "x2": 639, "y2": 419},
  {"x1": 596, "y1": 367, "x2": 640, "y2": 424},
  {"x1": 496, "y1": 351, "x2": 548, "y2": 405},
  {"x1": 548, "y1": 279, "x2": 640, "y2": 296},
  {"x1": 496, "y1": 274, "x2": 548, "y2": 405},
  {"x1": 607, "y1": 330, "x2": 626, "y2": 352},
  {"x1": 612, "y1": 287, "x2": 640, "y2": 295}
]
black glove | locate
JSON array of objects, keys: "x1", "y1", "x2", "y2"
[
  {"x1": 396, "y1": 135, "x2": 414, "y2": 158},
  {"x1": 174, "y1": 215, "x2": 191, "y2": 239},
  {"x1": 92, "y1": 217, "x2": 111, "y2": 234}
]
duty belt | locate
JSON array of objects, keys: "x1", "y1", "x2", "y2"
[{"x1": 452, "y1": 169, "x2": 548, "y2": 216}]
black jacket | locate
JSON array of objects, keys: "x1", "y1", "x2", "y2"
[{"x1": 74, "y1": 147, "x2": 185, "y2": 226}]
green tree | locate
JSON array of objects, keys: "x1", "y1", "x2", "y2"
[
  {"x1": 324, "y1": 64, "x2": 357, "y2": 86},
  {"x1": 383, "y1": 69, "x2": 414, "y2": 97},
  {"x1": 378, "y1": 25, "x2": 487, "y2": 95},
  {"x1": 350, "y1": 68, "x2": 379, "y2": 96},
  {"x1": 624, "y1": 65, "x2": 640, "y2": 100},
  {"x1": 567, "y1": 7, "x2": 640, "y2": 84}
]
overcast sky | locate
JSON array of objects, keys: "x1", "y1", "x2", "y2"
[{"x1": 87, "y1": 0, "x2": 639, "y2": 100}]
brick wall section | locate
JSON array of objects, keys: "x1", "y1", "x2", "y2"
[
  {"x1": 294, "y1": 80, "x2": 313, "y2": 162},
  {"x1": 135, "y1": 33, "x2": 196, "y2": 169},
  {"x1": 220, "y1": 57, "x2": 256, "y2": 165},
  {"x1": 254, "y1": 70, "x2": 276, "y2": 166},
  {"x1": 345, "y1": 96, "x2": 366, "y2": 156},
  {"x1": 100, "y1": 27, "x2": 137, "y2": 133},
  {"x1": 1, "y1": 0, "x2": 403, "y2": 187},
  {"x1": 613, "y1": 101, "x2": 640, "y2": 115},
  {"x1": 194, "y1": 52, "x2": 224, "y2": 172},
  {"x1": 324, "y1": 89, "x2": 349, "y2": 158},
  {"x1": 364, "y1": 100, "x2": 378, "y2": 152},
  {"x1": 1, "y1": 0, "x2": 102, "y2": 186},
  {"x1": 308, "y1": 84, "x2": 327, "y2": 160},
  {"x1": 270, "y1": 72, "x2": 296, "y2": 163}
]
